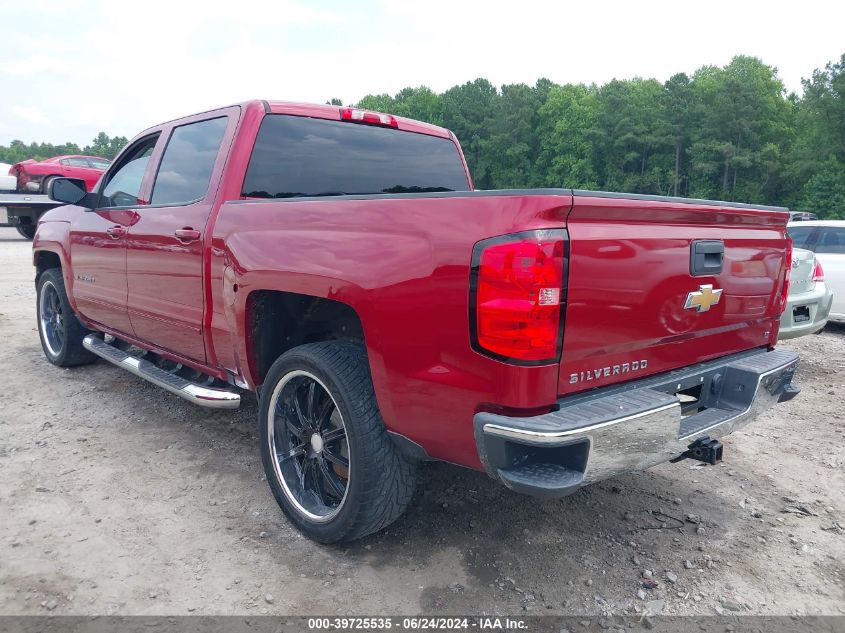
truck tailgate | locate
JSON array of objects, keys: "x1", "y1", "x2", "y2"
[{"x1": 559, "y1": 193, "x2": 790, "y2": 396}]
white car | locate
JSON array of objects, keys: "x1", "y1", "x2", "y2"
[
  {"x1": 787, "y1": 220, "x2": 845, "y2": 323},
  {"x1": 0, "y1": 162, "x2": 16, "y2": 192}
]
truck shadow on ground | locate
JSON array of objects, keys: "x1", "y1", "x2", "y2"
[{"x1": 339, "y1": 448, "x2": 791, "y2": 612}]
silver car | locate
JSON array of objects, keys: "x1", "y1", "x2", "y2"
[{"x1": 779, "y1": 247, "x2": 833, "y2": 339}]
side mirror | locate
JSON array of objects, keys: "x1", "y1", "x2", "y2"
[{"x1": 48, "y1": 177, "x2": 88, "y2": 205}]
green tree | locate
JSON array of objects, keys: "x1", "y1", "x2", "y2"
[
  {"x1": 798, "y1": 158, "x2": 845, "y2": 218},
  {"x1": 356, "y1": 93, "x2": 396, "y2": 113},
  {"x1": 787, "y1": 54, "x2": 845, "y2": 214},
  {"x1": 440, "y1": 79, "x2": 499, "y2": 189},
  {"x1": 688, "y1": 56, "x2": 790, "y2": 203},
  {"x1": 391, "y1": 86, "x2": 443, "y2": 126},
  {"x1": 663, "y1": 73, "x2": 695, "y2": 196},
  {"x1": 535, "y1": 83, "x2": 600, "y2": 189},
  {"x1": 83, "y1": 132, "x2": 128, "y2": 160},
  {"x1": 482, "y1": 80, "x2": 553, "y2": 188}
]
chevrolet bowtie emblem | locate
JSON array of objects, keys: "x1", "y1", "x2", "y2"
[{"x1": 684, "y1": 284, "x2": 723, "y2": 312}]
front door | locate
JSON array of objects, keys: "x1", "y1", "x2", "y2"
[
  {"x1": 68, "y1": 135, "x2": 160, "y2": 335},
  {"x1": 126, "y1": 114, "x2": 232, "y2": 363}
]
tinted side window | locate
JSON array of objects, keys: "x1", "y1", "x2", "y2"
[
  {"x1": 66, "y1": 157, "x2": 90, "y2": 167},
  {"x1": 151, "y1": 117, "x2": 228, "y2": 205},
  {"x1": 242, "y1": 115, "x2": 470, "y2": 199},
  {"x1": 787, "y1": 226, "x2": 815, "y2": 250},
  {"x1": 816, "y1": 227, "x2": 845, "y2": 254},
  {"x1": 90, "y1": 158, "x2": 110, "y2": 170},
  {"x1": 100, "y1": 136, "x2": 159, "y2": 208}
]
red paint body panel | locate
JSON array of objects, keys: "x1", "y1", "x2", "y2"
[
  {"x1": 12, "y1": 155, "x2": 108, "y2": 192},
  {"x1": 32, "y1": 100, "x2": 791, "y2": 472}
]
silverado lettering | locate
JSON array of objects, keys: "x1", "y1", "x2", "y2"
[
  {"x1": 31, "y1": 100, "x2": 800, "y2": 543},
  {"x1": 569, "y1": 360, "x2": 649, "y2": 384}
]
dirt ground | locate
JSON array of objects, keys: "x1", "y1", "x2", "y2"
[{"x1": 0, "y1": 226, "x2": 842, "y2": 617}]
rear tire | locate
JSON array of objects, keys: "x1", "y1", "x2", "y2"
[
  {"x1": 16, "y1": 223, "x2": 36, "y2": 240},
  {"x1": 259, "y1": 342, "x2": 417, "y2": 542},
  {"x1": 36, "y1": 268, "x2": 97, "y2": 367},
  {"x1": 41, "y1": 175, "x2": 57, "y2": 195}
]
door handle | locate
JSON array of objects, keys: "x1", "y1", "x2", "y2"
[
  {"x1": 174, "y1": 228, "x2": 201, "y2": 243},
  {"x1": 105, "y1": 226, "x2": 126, "y2": 239}
]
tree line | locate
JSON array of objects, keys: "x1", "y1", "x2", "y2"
[
  {"x1": 2, "y1": 53, "x2": 842, "y2": 217},
  {"x1": 352, "y1": 54, "x2": 845, "y2": 218}
]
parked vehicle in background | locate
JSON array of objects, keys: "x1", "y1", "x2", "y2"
[
  {"x1": 11, "y1": 155, "x2": 109, "y2": 194},
  {"x1": 788, "y1": 221, "x2": 845, "y2": 323},
  {"x1": 0, "y1": 191, "x2": 61, "y2": 239},
  {"x1": 779, "y1": 247, "x2": 832, "y2": 339},
  {"x1": 1, "y1": 161, "x2": 60, "y2": 238},
  {"x1": 0, "y1": 163, "x2": 17, "y2": 192},
  {"x1": 32, "y1": 100, "x2": 799, "y2": 543},
  {"x1": 1, "y1": 157, "x2": 106, "y2": 238},
  {"x1": 790, "y1": 211, "x2": 819, "y2": 222}
]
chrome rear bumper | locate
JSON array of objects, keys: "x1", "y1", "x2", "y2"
[{"x1": 474, "y1": 348, "x2": 799, "y2": 498}]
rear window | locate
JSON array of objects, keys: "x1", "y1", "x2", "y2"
[
  {"x1": 787, "y1": 226, "x2": 815, "y2": 249},
  {"x1": 242, "y1": 115, "x2": 469, "y2": 199}
]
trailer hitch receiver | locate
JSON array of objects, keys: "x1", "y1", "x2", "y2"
[{"x1": 671, "y1": 436, "x2": 723, "y2": 466}]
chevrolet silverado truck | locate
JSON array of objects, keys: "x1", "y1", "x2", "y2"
[{"x1": 33, "y1": 100, "x2": 800, "y2": 542}]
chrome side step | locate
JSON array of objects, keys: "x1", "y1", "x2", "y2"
[{"x1": 83, "y1": 335, "x2": 241, "y2": 409}]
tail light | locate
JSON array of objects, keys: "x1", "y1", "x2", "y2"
[
  {"x1": 340, "y1": 107, "x2": 398, "y2": 128},
  {"x1": 470, "y1": 229, "x2": 568, "y2": 364},
  {"x1": 779, "y1": 237, "x2": 793, "y2": 314},
  {"x1": 812, "y1": 259, "x2": 824, "y2": 283}
]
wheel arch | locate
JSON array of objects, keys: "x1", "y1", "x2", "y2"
[
  {"x1": 32, "y1": 237, "x2": 80, "y2": 317},
  {"x1": 33, "y1": 248, "x2": 63, "y2": 284},
  {"x1": 244, "y1": 289, "x2": 366, "y2": 388}
]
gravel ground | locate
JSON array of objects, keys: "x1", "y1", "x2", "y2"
[{"x1": 0, "y1": 227, "x2": 842, "y2": 617}]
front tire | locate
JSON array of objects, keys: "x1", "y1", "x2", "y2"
[
  {"x1": 36, "y1": 268, "x2": 97, "y2": 367},
  {"x1": 259, "y1": 342, "x2": 417, "y2": 542}
]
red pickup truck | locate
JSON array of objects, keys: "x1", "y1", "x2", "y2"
[{"x1": 33, "y1": 100, "x2": 799, "y2": 542}]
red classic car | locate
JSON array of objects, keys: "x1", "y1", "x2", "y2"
[{"x1": 11, "y1": 155, "x2": 109, "y2": 194}]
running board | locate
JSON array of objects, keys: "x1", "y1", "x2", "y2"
[{"x1": 83, "y1": 335, "x2": 241, "y2": 409}]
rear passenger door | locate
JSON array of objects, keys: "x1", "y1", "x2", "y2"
[{"x1": 125, "y1": 111, "x2": 235, "y2": 364}]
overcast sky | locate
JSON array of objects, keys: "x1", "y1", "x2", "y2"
[{"x1": 1, "y1": 0, "x2": 843, "y2": 147}]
